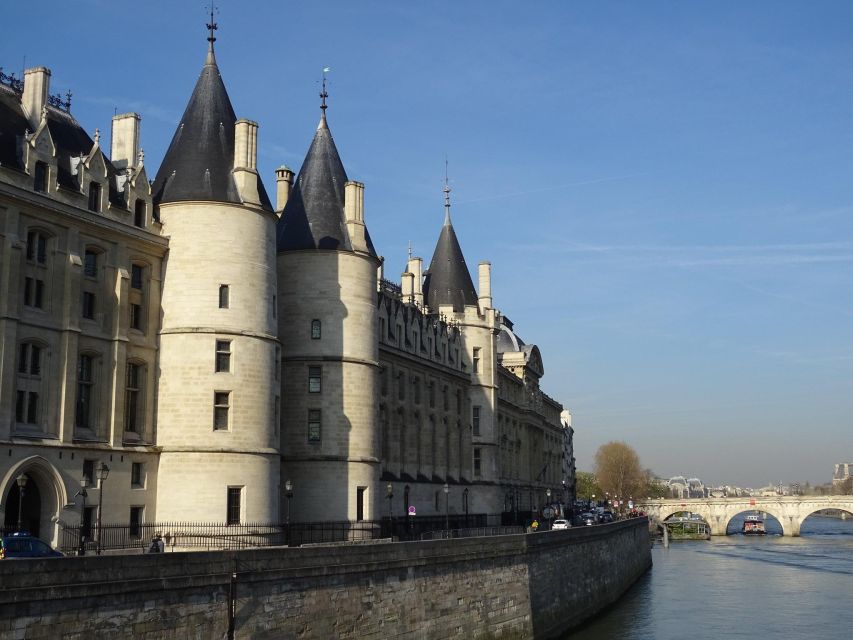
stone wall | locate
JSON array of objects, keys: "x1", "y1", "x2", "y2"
[{"x1": 0, "y1": 519, "x2": 651, "y2": 640}]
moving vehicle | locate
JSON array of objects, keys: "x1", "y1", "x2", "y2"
[
  {"x1": 742, "y1": 513, "x2": 766, "y2": 535},
  {"x1": 0, "y1": 532, "x2": 64, "y2": 559},
  {"x1": 578, "y1": 512, "x2": 597, "y2": 526},
  {"x1": 552, "y1": 519, "x2": 570, "y2": 530}
]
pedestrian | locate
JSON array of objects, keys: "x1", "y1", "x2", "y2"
[
  {"x1": 148, "y1": 534, "x2": 164, "y2": 553},
  {"x1": 531, "y1": 519, "x2": 539, "y2": 532}
]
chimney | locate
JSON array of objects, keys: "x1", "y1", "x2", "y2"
[
  {"x1": 478, "y1": 261, "x2": 492, "y2": 310},
  {"x1": 232, "y1": 119, "x2": 261, "y2": 206},
  {"x1": 408, "y1": 256, "x2": 423, "y2": 307},
  {"x1": 345, "y1": 181, "x2": 368, "y2": 252},
  {"x1": 401, "y1": 271, "x2": 415, "y2": 303},
  {"x1": 22, "y1": 67, "x2": 51, "y2": 130},
  {"x1": 275, "y1": 165, "x2": 294, "y2": 213},
  {"x1": 110, "y1": 113, "x2": 141, "y2": 170}
]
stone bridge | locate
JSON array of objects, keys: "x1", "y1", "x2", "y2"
[{"x1": 637, "y1": 496, "x2": 853, "y2": 536}]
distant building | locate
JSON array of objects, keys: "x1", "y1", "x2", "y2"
[{"x1": 833, "y1": 463, "x2": 852, "y2": 486}]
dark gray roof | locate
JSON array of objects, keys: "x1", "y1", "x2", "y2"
[
  {"x1": 423, "y1": 213, "x2": 478, "y2": 312},
  {"x1": 277, "y1": 115, "x2": 377, "y2": 255},
  {"x1": 152, "y1": 48, "x2": 271, "y2": 210},
  {"x1": 0, "y1": 84, "x2": 126, "y2": 207}
]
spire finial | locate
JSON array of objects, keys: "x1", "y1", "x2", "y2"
[
  {"x1": 320, "y1": 67, "x2": 330, "y2": 119},
  {"x1": 443, "y1": 157, "x2": 452, "y2": 226},
  {"x1": 206, "y1": 3, "x2": 218, "y2": 60},
  {"x1": 408, "y1": 241, "x2": 413, "y2": 261}
]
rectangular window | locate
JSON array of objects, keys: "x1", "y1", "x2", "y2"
[
  {"x1": 398, "y1": 372, "x2": 405, "y2": 401},
  {"x1": 131, "y1": 264, "x2": 143, "y2": 290},
  {"x1": 84, "y1": 250, "x2": 98, "y2": 278},
  {"x1": 215, "y1": 340, "x2": 231, "y2": 373},
  {"x1": 308, "y1": 366, "x2": 321, "y2": 393},
  {"x1": 227, "y1": 487, "x2": 242, "y2": 525},
  {"x1": 130, "y1": 303, "x2": 142, "y2": 330},
  {"x1": 83, "y1": 459, "x2": 96, "y2": 488},
  {"x1": 213, "y1": 392, "x2": 230, "y2": 430},
  {"x1": 134, "y1": 199, "x2": 145, "y2": 227},
  {"x1": 18, "y1": 343, "x2": 41, "y2": 376},
  {"x1": 125, "y1": 363, "x2": 141, "y2": 433},
  {"x1": 474, "y1": 448, "x2": 482, "y2": 477},
  {"x1": 26, "y1": 231, "x2": 47, "y2": 264},
  {"x1": 33, "y1": 161, "x2": 47, "y2": 193},
  {"x1": 311, "y1": 319, "x2": 321, "y2": 339},
  {"x1": 429, "y1": 381, "x2": 435, "y2": 408},
  {"x1": 15, "y1": 390, "x2": 38, "y2": 424},
  {"x1": 82, "y1": 291, "x2": 95, "y2": 319},
  {"x1": 129, "y1": 506, "x2": 143, "y2": 538},
  {"x1": 76, "y1": 355, "x2": 94, "y2": 429},
  {"x1": 414, "y1": 378, "x2": 421, "y2": 404},
  {"x1": 456, "y1": 390, "x2": 462, "y2": 415},
  {"x1": 23, "y1": 277, "x2": 45, "y2": 309},
  {"x1": 473, "y1": 347, "x2": 481, "y2": 373},
  {"x1": 308, "y1": 409, "x2": 321, "y2": 442},
  {"x1": 88, "y1": 181, "x2": 101, "y2": 212},
  {"x1": 443, "y1": 386, "x2": 449, "y2": 411},
  {"x1": 219, "y1": 284, "x2": 229, "y2": 309},
  {"x1": 356, "y1": 486, "x2": 366, "y2": 522},
  {"x1": 131, "y1": 462, "x2": 144, "y2": 488},
  {"x1": 473, "y1": 406, "x2": 481, "y2": 436}
]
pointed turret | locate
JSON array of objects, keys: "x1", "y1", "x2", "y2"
[
  {"x1": 152, "y1": 28, "x2": 271, "y2": 209},
  {"x1": 423, "y1": 180, "x2": 478, "y2": 312},
  {"x1": 276, "y1": 82, "x2": 376, "y2": 254}
]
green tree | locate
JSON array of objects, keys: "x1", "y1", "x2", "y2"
[
  {"x1": 575, "y1": 471, "x2": 601, "y2": 501},
  {"x1": 594, "y1": 441, "x2": 647, "y2": 501}
]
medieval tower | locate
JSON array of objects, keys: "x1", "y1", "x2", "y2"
[
  {"x1": 276, "y1": 86, "x2": 382, "y2": 523},
  {"x1": 152, "y1": 32, "x2": 281, "y2": 522}
]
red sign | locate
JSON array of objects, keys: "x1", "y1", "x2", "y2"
[{"x1": 749, "y1": 499, "x2": 756, "y2": 506}]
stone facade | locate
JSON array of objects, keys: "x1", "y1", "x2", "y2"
[
  {"x1": 0, "y1": 519, "x2": 651, "y2": 639},
  {"x1": 0, "y1": 37, "x2": 574, "y2": 542}
]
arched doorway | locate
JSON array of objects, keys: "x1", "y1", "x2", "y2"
[{"x1": 3, "y1": 476, "x2": 43, "y2": 536}]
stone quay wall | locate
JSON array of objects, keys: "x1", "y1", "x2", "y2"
[{"x1": 0, "y1": 519, "x2": 651, "y2": 640}]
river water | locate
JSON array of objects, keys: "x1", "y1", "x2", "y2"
[{"x1": 565, "y1": 514, "x2": 853, "y2": 640}]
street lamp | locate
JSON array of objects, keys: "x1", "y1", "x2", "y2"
[
  {"x1": 285, "y1": 479, "x2": 293, "y2": 545},
  {"x1": 546, "y1": 488, "x2": 552, "y2": 530},
  {"x1": 74, "y1": 477, "x2": 88, "y2": 555},
  {"x1": 15, "y1": 474, "x2": 28, "y2": 532},
  {"x1": 95, "y1": 463, "x2": 110, "y2": 555},
  {"x1": 386, "y1": 483, "x2": 394, "y2": 519},
  {"x1": 443, "y1": 483, "x2": 450, "y2": 534}
]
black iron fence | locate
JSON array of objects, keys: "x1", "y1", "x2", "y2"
[{"x1": 56, "y1": 514, "x2": 509, "y2": 554}]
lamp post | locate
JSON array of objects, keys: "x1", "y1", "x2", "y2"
[
  {"x1": 591, "y1": 493, "x2": 596, "y2": 510},
  {"x1": 386, "y1": 483, "x2": 394, "y2": 538},
  {"x1": 443, "y1": 483, "x2": 449, "y2": 534},
  {"x1": 285, "y1": 479, "x2": 293, "y2": 546},
  {"x1": 95, "y1": 463, "x2": 109, "y2": 555},
  {"x1": 463, "y1": 488, "x2": 469, "y2": 527},
  {"x1": 546, "y1": 488, "x2": 552, "y2": 530},
  {"x1": 74, "y1": 477, "x2": 88, "y2": 555},
  {"x1": 15, "y1": 474, "x2": 28, "y2": 532}
]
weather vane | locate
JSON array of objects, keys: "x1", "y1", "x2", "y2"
[
  {"x1": 320, "y1": 66, "x2": 331, "y2": 113},
  {"x1": 206, "y1": 3, "x2": 219, "y2": 45}
]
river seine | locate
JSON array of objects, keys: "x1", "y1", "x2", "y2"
[{"x1": 566, "y1": 514, "x2": 853, "y2": 640}]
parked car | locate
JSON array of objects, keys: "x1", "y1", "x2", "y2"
[
  {"x1": 578, "y1": 512, "x2": 597, "y2": 526},
  {"x1": 599, "y1": 511, "x2": 614, "y2": 523},
  {"x1": 0, "y1": 532, "x2": 64, "y2": 559},
  {"x1": 552, "y1": 519, "x2": 570, "y2": 530}
]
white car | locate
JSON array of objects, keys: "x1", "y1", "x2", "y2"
[{"x1": 552, "y1": 519, "x2": 570, "y2": 530}]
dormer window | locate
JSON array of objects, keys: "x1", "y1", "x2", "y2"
[
  {"x1": 33, "y1": 161, "x2": 48, "y2": 193},
  {"x1": 88, "y1": 181, "x2": 101, "y2": 212}
]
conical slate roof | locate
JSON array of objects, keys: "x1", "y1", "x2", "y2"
[
  {"x1": 152, "y1": 46, "x2": 271, "y2": 210},
  {"x1": 423, "y1": 202, "x2": 478, "y2": 312},
  {"x1": 277, "y1": 115, "x2": 377, "y2": 255}
]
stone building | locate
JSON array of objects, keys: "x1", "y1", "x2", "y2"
[{"x1": 0, "y1": 29, "x2": 573, "y2": 546}]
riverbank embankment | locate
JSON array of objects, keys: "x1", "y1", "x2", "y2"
[{"x1": 0, "y1": 518, "x2": 650, "y2": 639}]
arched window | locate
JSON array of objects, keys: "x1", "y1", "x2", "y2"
[{"x1": 311, "y1": 319, "x2": 321, "y2": 339}]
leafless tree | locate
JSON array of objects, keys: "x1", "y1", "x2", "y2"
[{"x1": 594, "y1": 441, "x2": 647, "y2": 500}]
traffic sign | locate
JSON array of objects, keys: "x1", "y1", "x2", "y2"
[{"x1": 408, "y1": 505, "x2": 416, "y2": 516}]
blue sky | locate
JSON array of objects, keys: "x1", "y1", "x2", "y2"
[{"x1": 5, "y1": 1, "x2": 852, "y2": 487}]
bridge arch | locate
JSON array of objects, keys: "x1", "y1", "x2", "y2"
[
  {"x1": 721, "y1": 507, "x2": 786, "y2": 536},
  {"x1": 795, "y1": 504, "x2": 853, "y2": 536}
]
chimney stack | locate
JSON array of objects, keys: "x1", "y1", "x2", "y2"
[
  {"x1": 478, "y1": 261, "x2": 492, "y2": 310},
  {"x1": 275, "y1": 165, "x2": 294, "y2": 213},
  {"x1": 345, "y1": 181, "x2": 367, "y2": 252},
  {"x1": 110, "y1": 113, "x2": 141, "y2": 170},
  {"x1": 22, "y1": 67, "x2": 51, "y2": 130},
  {"x1": 232, "y1": 119, "x2": 261, "y2": 206},
  {"x1": 401, "y1": 271, "x2": 415, "y2": 303},
  {"x1": 408, "y1": 256, "x2": 423, "y2": 307}
]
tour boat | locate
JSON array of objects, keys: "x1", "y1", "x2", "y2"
[{"x1": 741, "y1": 513, "x2": 766, "y2": 535}]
